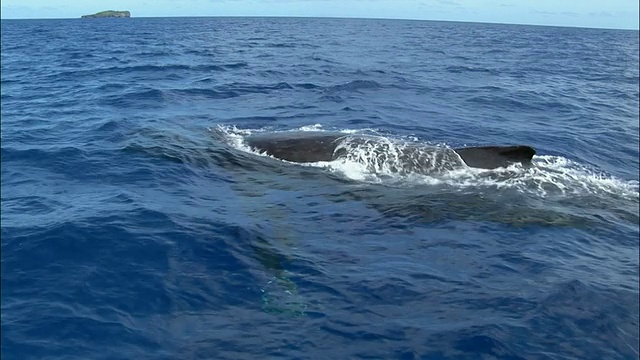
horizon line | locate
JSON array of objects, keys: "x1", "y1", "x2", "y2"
[{"x1": 1, "y1": 15, "x2": 638, "y2": 31}]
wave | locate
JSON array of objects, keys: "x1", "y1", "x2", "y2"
[
  {"x1": 113, "y1": 63, "x2": 248, "y2": 72},
  {"x1": 2, "y1": 146, "x2": 87, "y2": 163},
  {"x1": 325, "y1": 80, "x2": 382, "y2": 93},
  {"x1": 95, "y1": 78, "x2": 386, "y2": 108},
  {"x1": 98, "y1": 82, "x2": 299, "y2": 107},
  {"x1": 99, "y1": 89, "x2": 167, "y2": 108},
  {"x1": 446, "y1": 65, "x2": 500, "y2": 75},
  {"x1": 42, "y1": 63, "x2": 250, "y2": 82}
]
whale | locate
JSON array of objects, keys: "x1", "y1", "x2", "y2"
[{"x1": 244, "y1": 131, "x2": 536, "y2": 170}]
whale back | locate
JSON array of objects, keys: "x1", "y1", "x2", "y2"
[
  {"x1": 245, "y1": 132, "x2": 346, "y2": 163},
  {"x1": 244, "y1": 131, "x2": 536, "y2": 170}
]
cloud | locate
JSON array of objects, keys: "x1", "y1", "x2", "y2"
[
  {"x1": 588, "y1": 11, "x2": 615, "y2": 17},
  {"x1": 436, "y1": 0, "x2": 459, "y2": 6},
  {"x1": 531, "y1": 10, "x2": 555, "y2": 16}
]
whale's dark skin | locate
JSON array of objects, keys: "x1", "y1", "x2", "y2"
[
  {"x1": 244, "y1": 132, "x2": 536, "y2": 170},
  {"x1": 245, "y1": 132, "x2": 348, "y2": 163}
]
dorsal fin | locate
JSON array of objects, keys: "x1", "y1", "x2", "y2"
[{"x1": 453, "y1": 145, "x2": 536, "y2": 169}]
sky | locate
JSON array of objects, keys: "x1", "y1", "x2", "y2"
[{"x1": 1, "y1": 0, "x2": 638, "y2": 30}]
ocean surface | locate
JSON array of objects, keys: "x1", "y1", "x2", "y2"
[{"x1": 1, "y1": 17, "x2": 638, "y2": 359}]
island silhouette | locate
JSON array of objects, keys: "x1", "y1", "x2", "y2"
[{"x1": 81, "y1": 10, "x2": 131, "y2": 18}]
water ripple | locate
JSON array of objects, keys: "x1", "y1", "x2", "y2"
[{"x1": 1, "y1": 17, "x2": 638, "y2": 360}]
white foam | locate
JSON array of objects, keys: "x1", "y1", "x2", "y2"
[
  {"x1": 297, "y1": 124, "x2": 324, "y2": 132},
  {"x1": 208, "y1": 124, "x2": 254, "y2": 152}
]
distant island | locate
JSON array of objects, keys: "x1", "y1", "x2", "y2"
[{"x1": 81, "y1": 10, "x2": 131, "y2": 18}]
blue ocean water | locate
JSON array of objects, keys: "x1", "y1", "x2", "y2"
[{"x1": 1, "y1": 16, "x2": 638, "y2": 359}]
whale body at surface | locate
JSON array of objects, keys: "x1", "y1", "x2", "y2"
[{"x1": 243, "y1": 131, "x2": 536, "y2": 171}]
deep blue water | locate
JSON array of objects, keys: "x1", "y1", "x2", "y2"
[{"x1": 1, "y1": 17, "x2": 639, "y2": 359}]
